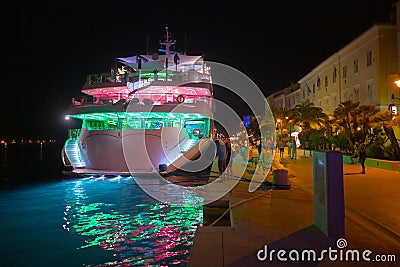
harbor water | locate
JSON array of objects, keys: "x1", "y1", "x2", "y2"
[{"x1": 0, "y1": 142, "x2": 203, "y2": 266}]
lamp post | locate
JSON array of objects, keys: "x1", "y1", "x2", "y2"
[
  {"x1": 391, "y1": 79, "x2": 400, "y2": 116},
  {"x1": 393, "y1": 78, "x2": 400, "y2": 99},
  {"x1": 284, "y1": 116, "x2": 292, "y2": 141},
  {"x1": 277, "y1": 119, "x2": 282, "y2": 142},
  {"x1": 395, "y1": 79, "x2": 400, "y2": 88}
]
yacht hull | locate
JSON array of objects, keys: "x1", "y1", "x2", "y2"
[{"x1": 63, "y1": 127, "x2": 207, "y2": 174}]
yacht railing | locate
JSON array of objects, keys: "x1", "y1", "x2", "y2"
[
  {"x1": 85, "y1": 73, "x2": 126, "y2": 85},
  {"x1": 68, "y1": 129, "x2": 81, "y2": 140},
  {"x1": 83, "y1": 69, "x2": 211, "y2": 89},
  {"x1": 71, "y1": 93, "x2": 212, "y2": 108}
]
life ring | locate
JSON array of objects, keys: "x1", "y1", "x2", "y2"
[
  {"x1": 177, "y1": 94, "x2": 185, "y2": 103},
  {"x1": 192, "y1": 128, "x2": 201, "y2": 136}
]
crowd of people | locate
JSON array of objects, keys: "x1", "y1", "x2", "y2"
[
  {"x1": 214, "y1": 136, "x2": 368, "y2": 179},
  {"x1": 214, "y1": 137, "x2": 300, "y2": 179}
]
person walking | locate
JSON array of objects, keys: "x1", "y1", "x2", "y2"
[
  {"x1": 358, "y1": 143, "x2": 367, "y2": 174},
  {"x1": 279, "y1": 140, "x2": 285, "y2": 158},
  {"x1": 350, "y1": 142, "x2": 360, "y2": 164},
  {"x1": 241, "y1": 144, "x2": 247, "y2": 161},
  {"x1": 256, "y1": 139, "x2": 262, "y2": 158},
  {"x1": 225, "y1": 139, "x2": 233, "y2": 180},
  {"x1": 248, "y1": 145, "x2": 255, "y2": 166},
  {"x1": 268, "y1": 139, "x2": 274, "y2": 154},
  {"x1": 287, "y1": 139, "x2": 292, "y2": 158},
  {"x1": 215, "y1": 139, "x2": 227, "y2": 176},
  {"x1": 291, "y1": 139, "x2": 297, "y2": 159},
  {"x1": 231, "y1": 141, "x2": 238, "y2": 158}
]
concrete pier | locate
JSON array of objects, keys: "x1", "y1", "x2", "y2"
[{"x1": 189, "y1": 151, "x2": 400, "y2": 266}]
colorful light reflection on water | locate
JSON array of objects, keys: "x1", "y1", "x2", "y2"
[
  {"x1": 65, "y1": 177, "x2": 203, "y2": 266},
  {"x1": 0, "y1": 176, "x2": 203, "y2": 266}
]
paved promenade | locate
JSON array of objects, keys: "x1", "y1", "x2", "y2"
[{"x1": 188, "y1": 151, "x2": 400, "y2": 266}]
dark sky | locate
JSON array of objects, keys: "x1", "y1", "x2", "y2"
[{"x1": 3, "y1": 0, "x2": 396, "y2": 139}]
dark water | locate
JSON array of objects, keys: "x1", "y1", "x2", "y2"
[
  {"x1": 0, "y1": 143, "x2": 203, "y2": 266},
  {"x1": 0, "y1": 142, "x2": 64, "y2": 186}
]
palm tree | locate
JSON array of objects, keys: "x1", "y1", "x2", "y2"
[
  {"x1": 271, "y1": 107, "x2": 288, "y2": 122},
  {"x1": 247, "y1": 115, "x2": 261, "y2": 138},
  {"x1": 287, "y1": 102, "x2": 328, "y2": 152},
  {"x1": 370, "y1": 110, "x2": 400, "y2": 160},
  {"x1": 355, "y1": 104, "x2": 379, "y2": 143},
  {"x1": 288, "y1": 102, "x2": 328, "y2": 131},
  {"x1": 333, "y1": 101, "x2": 360, "y2": 145}
]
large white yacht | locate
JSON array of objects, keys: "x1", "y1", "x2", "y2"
[{"x1": 62, "y1": 27, "x2": 214, "y2": 174}]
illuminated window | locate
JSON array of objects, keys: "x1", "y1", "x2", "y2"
[
  {"x1": 353, "y1": 58, "x2": 358, "y2": 73},
  {"x1": 354, "y1": 87, "x2": 360, "y2": 103},
  {"x1": 342, "y1": 65, "x2": 347, "y2": 79},
  {"x1": 333, "y1": 67, "x2": 337, "y2": 83},
  {"x1": 367, "y1": 83, "x2": 375, "y2": 103},
  {"x1": 366, "y1": 51, "x2": 372, "y2": 67},
  {"x1": 343, "y1": 90, "x2": 348, "y2": 101}
]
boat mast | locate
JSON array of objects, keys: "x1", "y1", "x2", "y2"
[
  {"x1": 159, "y1": 26, "x2": 176, "y2": 55},
  {"x1": 160, "y1": 26, "x2": 176, "y2": 81}
]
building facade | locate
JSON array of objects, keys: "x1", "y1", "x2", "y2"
[
  {"x1": 266, "y1": 82, "x2": 300, "y2": 111},
  {"x1": 267, "y1": 1, "x2": 400, "y2": 116}
]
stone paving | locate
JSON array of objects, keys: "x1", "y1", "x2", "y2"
[{"x1": 189, "y1": 150, "x2": 400, "y2": 266}]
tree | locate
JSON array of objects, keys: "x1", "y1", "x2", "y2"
[
  {"x1": 354, "y1": 104, "x2": 379, "y2": 143},
  {"x1": 333, "y1": 101, "x2": 360, "y2": 145},
  {"x1": 308, "y1": 128, "x2": 326, "y2": 150},
  {"x1": 271, "y1": 107, "x2": 288, "y2": 121},
  {"x1": 370, "y1": 110, "x2": 400, "y2": 160},
  {"x1": 246, "y1": 116, "x2": 261, "y2": 138},
  {"x1": 287, "y1": 102, "x2": 328, "y2": 151},
  {"x1": 288, "y1": 102, "x2": 329, "y2": 131}
]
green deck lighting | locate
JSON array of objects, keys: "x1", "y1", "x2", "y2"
[
  {"x1": 68, "y1": 112, "x2": 208, "y2": 121},
  {"x1": 67, "y1": 112, "x2": 210, "y2": 132}
]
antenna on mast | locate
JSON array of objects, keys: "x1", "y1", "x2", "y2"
[
  {"x1": 184, "y1": 32, "x2": 187, "y2": 55},
  {"x1": 159, "y1": 25, "x2": 176, "y2": 55},
  {"x1": 146, "y1": 34, "x2": 149, "y2": 55}
]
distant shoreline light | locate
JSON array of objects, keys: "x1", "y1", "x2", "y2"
[{"x1": 0, "y1": 139, "x2": 57, "y2": 145}]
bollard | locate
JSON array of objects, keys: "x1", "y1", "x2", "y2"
[{"x1": 272, "y1": 169, "x2": 291, "y2": 189}]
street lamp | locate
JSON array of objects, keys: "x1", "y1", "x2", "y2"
[
  {"x1": 276, "y1": 119, "x2": 282, "y2": 141},
  {"x1": 391, "y1": 78, "x2": 400, "y2": 116},
  {"x1": 394, "y1": 78, "x2": 400, "y2": 99},
  {"x1": 395, "y1": 79, "x2": 400, "y2": 88}
]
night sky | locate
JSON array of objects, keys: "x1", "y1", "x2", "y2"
[{"x1": 4, "y1": 0, "x2": 396, "y2": 140}]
